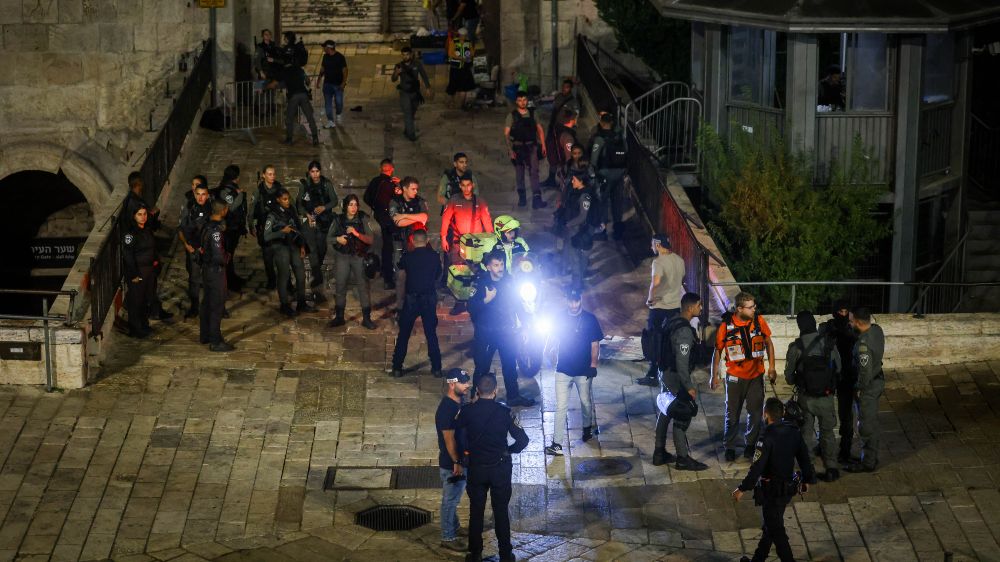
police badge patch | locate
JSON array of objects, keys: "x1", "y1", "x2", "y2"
[
  {"x1": 752, "y1": 448, "x2": 762, "y2": 463},
  {"x1": 303, "y1": 193, "x2": 310, "y2": 201},
  {"x1": 859, "y1": 354, "x2": 870, "y2": 367},
  {"x1": 582, "y1": 198, "x2": 591, "y2": 211},
  {"x1": 265, "y1": 219, "x2": 272, "y2": 231},
  {"x1": 124, "y1": 234, "x2": 133, "y2": 245},
  {"x1": 512, "y1": 413, "x2": 522, "y2": 428},
  {"x1": 225, "y1": 194, "x2": 234, "y2": 204},
  {"x1": 679, "y1": 343, "x2": 690, "y2": 356},
  {"x1": 469, "y1": 286, "x2": 477, "y2": 297},
  {"x1": 213, "y1": 232, "x2": 222, "y2": 242}
]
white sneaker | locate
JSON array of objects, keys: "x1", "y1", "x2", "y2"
[
  {"x1": 330, "y1": 119, "x2": 337, "y2": 128},
  {"x1": 336, "y1": 114, "x2": 343, "y2": 124}
]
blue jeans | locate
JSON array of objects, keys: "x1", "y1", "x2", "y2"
[
  {"x1": 323, "y1": 83, "x2": 344, "y2": 120},
  {"x1": 439, "y1": 467, "x2": 466, "y2": 540}
]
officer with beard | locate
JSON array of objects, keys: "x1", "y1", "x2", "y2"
[{"x1": 178, "y1": 177, "x2": 212, "y2": 318}]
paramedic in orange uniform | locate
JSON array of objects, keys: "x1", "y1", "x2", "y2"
[{"x1": 710, "y1": 291, "x2": 778, "y2": 463}]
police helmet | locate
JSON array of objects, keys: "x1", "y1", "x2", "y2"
[
  {"x1": 363, "y1": 253, "x2": 381, "y2": 279},
  {"x1": 783, "y1": 398, "x2": 806, "y2": 428},
  {"x1": 666, "y1": 393, "x2": 698, "y2": 423},
  {"x1": 494, "y1": 215, "x2": 521, "y2": 234}
]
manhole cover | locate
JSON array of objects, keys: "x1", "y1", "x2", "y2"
[
  {"x1": 392, "y1": 466, "x2": 441, "y2": 489},
  {"x1": 323, "y1": 466, "x2": 442, "y2": 490},
  {"x1": 356, "y1": 505, "x2": 431, "y2": 531},
  {"x1": 573, "y1": 457, "x2": 633, "y2": 480}
]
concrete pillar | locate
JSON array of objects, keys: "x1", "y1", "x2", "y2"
[
  {"x1": 889, "y1": 36, "x2": 924, "y2": 311},
  {"x1": 784, "y1": 34, "x2": 818, "y2": 154},
  {"x1": 213, "y1": 3, "x2": 237, "y2": 95},
  {"x1": 702, "y1": 24, "x2": 727, "y2": 135}
]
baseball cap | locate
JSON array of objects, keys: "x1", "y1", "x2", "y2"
[
  {"x1": 652, "y1": 233, "x2": 671, "y2": 248},
  {"x1": 565, "y1": 287, "x2": 583, "y2": 301},
  {"x1": 323, "y1": 40, "x2": 336, "y2": 49},
  {"x1": 446, "y1": 369, "x2": 471, "y2": 384}
]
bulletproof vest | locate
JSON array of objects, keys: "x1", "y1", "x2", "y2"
[
  {"x1": 255, "y1": 183, "x2": 280, "y2": 220},
  {"x1": 391, "y1": 196, "x2": 424, "y2": 241},
  {"x1": 720, "y1": 312, "x2": 766, "y2": 363},
  {"x1": 442, "y1": 168, "x2": 472, "y2": 200},
  {"x1": 509, "y1": 110, "x2": 537, "y2": 143},
  {"x1": 183, "y1": 201, "x2": 212, "y2": 247},
  {"x1": 598, "y1": 130, "x2": 628, "y2": 169},
  {"x1": 795, "y1": 335, "x2": 837, "y2": 397},
  {"x1": 302, "y1": 179, "x2": 334, "y2": 229},
  {"x1": 657, "y1": 316, "x2": 698, "y2": 373},
  {"x1": 333, "y1": 212, "x2": 370, "y2": 255}
]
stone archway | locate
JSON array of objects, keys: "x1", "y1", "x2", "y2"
[{"x1": 0, "y1": 141, "x2": 114, "y2": 208}]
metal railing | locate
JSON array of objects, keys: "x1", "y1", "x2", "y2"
[
  {"x1": 576, "y1": 36, "x2": 622, "y2": 113},
  {"x1": 88, "y1": 204, "x2": 124, "y2": 339},
  {"x1": 140, "y1": 39, "x2": 214, "y2": 206},
  {"x1": 633, "y1": 96, "x2": 703, "y2": 172},
  {"x1": 0, "y1": 289, "x2": 78, "y2": 392},
  {"x1": 814, "y1": 112, "x2": 895, "y2": 185},
  {"x1": 623, "y1": 82, "x2": 690, "y2": 126},
  {"x1": 910, "y1": 233, "x2": 969, "y2": 314},
  {"x1": 709, "y1": 279, "x2": 1000, "y2": 318},
  {"x1": 220, "y1": 74, "x2": 322, "y2": 144},
  {"x1": 918, "y1": 102, "x2": 954, "y2": 178}
]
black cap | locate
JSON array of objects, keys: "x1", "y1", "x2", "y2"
[
  {"x1": 323, "y1": 40, "x2": 336, "y2": 48},
  {"x1": 652, "y1": 233, "x2": 671, "y2": 248},
  {"x1": 565, "y1": 287, "x2": 583, "y2": 301},
  {"x1": 796, "y1": 310, "x2": 817, "y2": 334},
  {"x1": 446, "y1": 369, "x2": 470, "y2": 384}
]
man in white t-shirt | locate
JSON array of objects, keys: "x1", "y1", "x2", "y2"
[{"x1": 637, "y1": 233, "x2": 685, "y2": 386}]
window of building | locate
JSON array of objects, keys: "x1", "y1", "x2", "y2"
[
  {"x1": 922, "y1": 33, "x2": 955, "y2": 104},
  {"x1": 728, "y1": 26, "x2": 786, "y2": 108},
  {"x1": 817, "y1": 32, "x2": 890, "y2": 112}
]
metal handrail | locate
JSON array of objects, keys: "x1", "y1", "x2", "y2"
[
  {"x1": 624, "y1": 81, "x2": 691, "y2": 123},
  {"x1": 907, "y1": 232, "x2": 970, "y2": 314}
]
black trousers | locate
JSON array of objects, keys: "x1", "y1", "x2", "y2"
[
  {"x1": 200, "y1": 265, "x2": 226, "y2": 344},
  {"x1": 837, "y1": 368, "x2": 858, "y2": 457},
  {"x1": 223, "y1": 229, "x2": 242, "y2": 287},
  {"x1": 377, "y1": 219, "x2": 395, "y2": 282},
  {"x1": 466, "y1": 459, "x2": 513, "y2": 557},
  {"x1": 273, "y1": 244, "x2": 307, "y2": 305},
  {"x1": 391, "y1": 294, "x2": 441, "y2": 371},
  {"x1": 258, "y1": 235, "x2": 277, "y2": 286},
  {"x1": 752, "y1": 497, "x2": 795, "y2": 562},
  {"x1": 126, "y1": 267, "x2": 154, "y2": 335},
  {"x1": 185, "y1": 251, "x2": 203, "y2": 309},
  {"x1": 473, "y1": 329, "x2": 520, "y2": 401},
  {"x1": 645, "y1": 308, "x2": 679, "y2": 378}
]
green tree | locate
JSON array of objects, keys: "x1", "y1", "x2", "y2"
[
  {"x1": 698, "y1": 123, "x2": 890, "y2": 314},
  {"x1": 594, "y1": 0, "x2": 690, "y2": 83}
]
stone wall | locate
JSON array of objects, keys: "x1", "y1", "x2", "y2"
[
  {"x1": 34, "y1": 201, "x2": 94, "y2": 238},
  {"x1": 0, "y1": 324, "x2": 87, "y2": 388}
]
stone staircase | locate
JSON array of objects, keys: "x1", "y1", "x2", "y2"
[
  {"x1": 961, "y1": 203, "x2": 1000, "y2": 311},
  {"x1": 282, "y1": 0, "x2": 426, "y2": 43}
]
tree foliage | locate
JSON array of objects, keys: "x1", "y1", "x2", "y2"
[
  {"x1": 698, "y1": 124, "x2": 890, "y2": 314},
  {"x1": 594, "y1": 0, "x2": 690, "y2": 83}
]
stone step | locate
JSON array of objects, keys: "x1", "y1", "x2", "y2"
[
  {"x1": 968, "y1": 209, "x2": 1000, "y2": 226},
  {"x1": 968, "y1": 223, "x2": 1000, "y2": 240},
  {"x1": 963, "y1": 269, "x2": 1000, "y2": 282},
  {"x1": 967, "y1": 239, "x2": 1000, "y2": 256}
]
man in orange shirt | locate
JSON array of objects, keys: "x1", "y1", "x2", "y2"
[{"x1": 710, "y1": 292, "x2": 778, "y2": 462}]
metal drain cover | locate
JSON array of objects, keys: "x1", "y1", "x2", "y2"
[
  {"x1": 573, "y1": 457, "x2": 634, "y2": 480},
  {"x1": 356, "y1": 505, "x2": 431, "y2": 531}
]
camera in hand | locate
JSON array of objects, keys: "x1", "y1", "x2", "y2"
[{"x1": 447, "y1": 474, "x2": 466, "y2": 484}]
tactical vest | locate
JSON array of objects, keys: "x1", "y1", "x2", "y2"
[
  {"x1": 719, "y1": 312, "x2": 767, "y2": 363},
  {"x1": 332, "y1": 211, "x2": 370, "y2": 256},
  {"x1": 442, "y1": 168, "x2": 473, "y2": 201},
  {"x1": 509, "y1": 110, "x2": 537, "y2": 144},
  {"x1": 301, "y1": 178, "x2": 334, "y2": 230}
]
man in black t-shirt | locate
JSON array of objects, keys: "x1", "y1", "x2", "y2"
[
  {"x1": 435, "y1": 368, "x2": 472, "y2": 551},
  {"x1": 318, "y1": 40, "x2": 348, "y2": 128},
  {"x1": 545, "y1": 288, "x2": 603, "y2": 456},
  {"x1": 390, "y1": 229, "x2": 442, "y2": 377}
]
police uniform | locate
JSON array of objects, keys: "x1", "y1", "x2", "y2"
[
  {"x1": 440, "y1": 193, "x2": 492, "y2": 266},
  {"x1": 654, "y1": 316, "x2": 699, "y2": 463},
  {"x1": 363, "y1": 172, "x2": 398, "y2": 284},
  {"x1": 296, "y1": 176, "x2": 339, "y2": 288},
  {"x1": 390, "y1": 244, "x2": 442, "y2": 375},
  {"x1": 327, "y1": 210, "x2": 374, "y2": 321},
  {"x1": 468, "y1": 274, "x2": 532, "y2": 406},
  {"x1": 554, "y1": 122, "x2": 577, "y2": 172},
  {"x1": 437, "y1": 167, "x2": 478, "y2": 211},
  {"x1": 122, "y1": 222, "x2": 156, "y2": 337},
  {"x1": 179, "y1": 194, "x2": 212, "y2": 314},
  {"x1": 453, "y1": 396, "x2": 530, "y2": 561},
  {"x1": 122, "y1": 190, "x2": 161, "y2": 232},
  {"x1": 387, "y1": 193, "x2": 429, "y2": 266},
  {"x1": 507, "y1": 107, "x2": 542, "y2": 205},
  {"x1": 589, "y1": 127, "x2": 628, "y2": 238},
  {"x1": 820, "y1": 314, "x2": 859, "y2": 460},
  {"x1": 199, "y1": 218, "x2": 228, "y2": 346},
  {"x1": 252, "y1": 181, "x2": 282, "y2": 288},
  {"x1": 850, "y1": 324, "x2": 885, "y2": 471},
  {"x1": 262, "y1": 203, "x2": 309, "y2": 312},
  {"x1": 214, "y1": 180, "x2": 247, "y2": 289},
  {"x1": 784, "y1": 331, "x2": 841, "y2": 473},
  {"x1": 737, "y1": 420, "x2": 816, "y2": 562},
  {"x1": 561, "y1": 179, "x2": 596, "y2": 289}
]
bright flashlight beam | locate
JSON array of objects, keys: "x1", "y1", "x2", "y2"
[
  {"x1": 519, "y1": 282, "x2": 537, "y2": 303},
  {"x1": 534, "y1": 316, "x2": 553, "y2": 335}
]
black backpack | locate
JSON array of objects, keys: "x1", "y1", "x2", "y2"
[
  {"x1": 600, "y1": 132, "x2": 628, "y2": 169},
  {"x1": 656, "y1": 317, "x2": 697, "y2": 372},
  {"x1": 294, "y1": 40, "x2": 308, "y2": 67},
  {"x1": 794, "y1": 335, "x2": 838, "y2": 397}
]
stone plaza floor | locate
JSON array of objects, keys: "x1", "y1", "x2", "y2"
[{"x1": 2, "y1": 46, "x2": 1000, "y2": 561}]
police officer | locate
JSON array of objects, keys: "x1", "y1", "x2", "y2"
[
  {"x1": 327, "y1": 194, "x2": 376, "y2": 329},
  {"x1": 468, "y1": 251, "x2": 535, "y2": 407},
  {"x1": 252, "y1": 165, "x2": 282, "y2": 290},
  {"x1": 504, "y1": 91, "x2": 547, "y2": 209},
  {"x1": 263, "y1": 188, "x2": 316, "y2": 317},
  {"x1": 296, "y1": 160, "x2": 339, "y2": 299},
  {"x1": 454, "y1": 374, "x2": 530, "y2": 562},
  {"x1": 589, "y1": 112, "x2": 628, "y2": 240},
  {"x1": 436, "y1": 152, "x2": 478, "y2": 209},
  {"x1": 819, "y1": 300, "x2": 858, "y2": 463},
  {"x1": 200, "y1": 199, "x2": 235, "y2": 352},
  {"x1": 388, "y1": 176, "x2": 430, "y2": 305},
  {"x1": 843, "y1": 306, "x2": 885, "y2": 473},
  {"x1": 785, "y1": 310, "x2": 841, "y2": 481},
  {"x1": 441, "y1": 177, "x2": 493, "y2": 315},
  {"x1": 551, "y1": 108, "x2": 578, "y2": 179},
  {"x1": 122, "y1": 206, "x2": 156, "y2": 338},
  {"x1": 390, "y1": 229, "x2": 442, "y2": 378},
  {"x1": 733, "y1": 398, "x2": 816, "y2": 562},
  {"x1": 362, "y1": 158, "x2": 400, "y2": 288},
  {"x1": 122, "y1": 171, "x2": 162, "y2": 232},
  {"x1": 214, "y1": 164, "x2": 248, "y2": 292},
  {"x1": 543, "y1": 79, "x2": 579, "y2": 187},
  {"x1": 561, "y1": 172, "x2": 596, "y2": 290},
  {"x1": 178, "y1": 177, "x2": 212, "y2": 318},
  {"x1": 652, "y1": 292, "x2": 709, "y2": 471}
]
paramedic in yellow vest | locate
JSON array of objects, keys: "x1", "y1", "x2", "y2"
[
  {"x1": 710, "y1": 291, "x2": 778, "y2": 463},
  {"x1": 446, "y1": 27, "x2": 476, "y2": 109},
  {"x1": 491, "y1": 215, "x2": 530, "y2": 274},
  {"x1": 441, "y1": 177, "x2": 493, "y2": 314}
]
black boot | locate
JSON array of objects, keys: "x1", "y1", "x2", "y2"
[
  {"x1": 532, "y1": 194, "x2": 548, "y2": 209},
  {"x1": 652, "y1": 447, "x2": 674, "y2": 466},
  {"x1": 361, "y1": 307, "x2": 376, "y2": 330},
  {"x1": 298, "y1": 300, "x2": 317, "y2": 313},
  {"x1": 328, "y1": 306, "x2": 346, "y2": 327},
  {"x1": 582, "y1": 426, "x2": 593, "y2": 442},
  {"x1": 517, "y1": 190, "x2": 527, "y2": 207}
]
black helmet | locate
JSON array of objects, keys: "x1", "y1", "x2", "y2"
[
  {"x1": 783, "y1": 398, "x2": 806, "y2": 428},
  {"x1": 363, "y1": 253, "x2": 381, "y2": 280}
]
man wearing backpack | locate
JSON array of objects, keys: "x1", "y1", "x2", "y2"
[
  {"x1": 589, "y1": 113, "x2": 628, "y2": 241},
  {"x1": 504, "y1": 91, "x2": 548, "y2": 209},
  {"x1": 267, "y1": 64, "x2": 319, "y2": 146},
  {"x1": 784, "y1": 310, "x2": 842, "y2": 482},
  {"x1": 711, "y1": 292, "x2": 778, "y2": 462}
]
